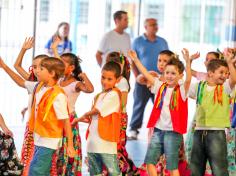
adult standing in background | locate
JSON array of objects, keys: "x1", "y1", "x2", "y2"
[
  {"x1": 45, "y1": 22, "x2": 72, "y2": 56},
  {"x1": 96, "y1": 10, "x2": 131, "y2": 67},
  {"x1": 128, "y1": 18, "x2": 169, "y2": 140}
]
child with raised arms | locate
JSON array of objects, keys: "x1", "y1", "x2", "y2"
[{"x1": 128, "y1": 48, "x2": 192, "y2": 176}]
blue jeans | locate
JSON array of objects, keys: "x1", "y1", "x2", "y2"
[
  {"x1": 87, "y1": 153, "x2": 120, "y2": 176},
  {"x1": 144, "y1": 128, "x2": 182, "y2": 170},
  {"x1": 28, "y1": 146, "x2": 55, "y2": 176},
  {"x1": 130, "y1": 83, "x2": 154, "y2": 130},
  {"x1": 190, "y1": 130, "x2": 228, "y2": 176}
]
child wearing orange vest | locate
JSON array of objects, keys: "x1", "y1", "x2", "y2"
[
  {"x1": 13, "y1": 37, "x2": 49, "y2": 176},
  {"x1": 128, "y1": 49, "x2": 192, "y2": 176},
  {"x1": 0, "y1": 57, "x2": 75, "y2": 175},
  {"x1": 72, "y1": 61, "x2": 122, "y2": 175},
  {"x1": 27, "y1": 57, "x2": 75, "y2": 175}
]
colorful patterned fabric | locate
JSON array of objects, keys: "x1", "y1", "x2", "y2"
[
  {"x1": 21, "y1": 123, "x2": 34, "y2": 176},
  {"x1": 0, "y1": 131, "x2": 23, "y2": 175},
  {"x1": 117, "y1": 113, "x2": 140, "y2": 175},
  {"x1": 51, "y1": 113, "x2": 82, "y2": 176},
  {"x1": 226, "y1": 128, "x2": 236, "y2": 176}
]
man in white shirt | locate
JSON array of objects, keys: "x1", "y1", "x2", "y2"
[{"x1": 96, "y1": 10, "x2": 131, "y2": 67}]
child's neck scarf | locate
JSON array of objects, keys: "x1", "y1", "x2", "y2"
[
  {"x1": 155, "y1": 83, "x2": 180, "y2": 110},
  {"x1": 196, "y1": 81, "x2": 223, "y2": 105}
]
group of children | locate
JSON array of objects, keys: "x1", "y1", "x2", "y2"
[{"x1": 0, "y1": 36, "x2": 236, "y2": 176}]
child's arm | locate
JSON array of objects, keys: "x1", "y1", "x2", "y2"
[
  {"x1": 71, "y1": 108, "x2": 99, "y2": 125},
  {"x1": 62, "y1": 118, "x2": 76, "y2": 157},
  {"x1": 51, "y1": 36, "x2": 61, "y2": 59},
  {"x1": 136, "y1": 71, "x2": 159, "y2": 85},
  {"x1": 182, "y1": 48, "x2": 192, "y2": 95},
  {"x1": 225, "y1": 51, "x2": 236, "y2": 89},
  {"x1": 128, "y1": 50, "x2": 155, "y2": 86},
  {"x1": 0, "y1": 113, "x2": 13, "y2": 137},
  {"x1": 75, "y1": 73, "x2": 94, "y2": 93},
  {"x1": 189, "y1": 51, "x2": 200, "y2": 78},
  {"x1": 14, "y1": 37, "x2": 34, "y2": 80},
  {"x1": 0, "y1": 57, "x2": 26, "y2": 88}
]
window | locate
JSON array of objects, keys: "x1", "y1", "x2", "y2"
[
  {"x1": 40, "y1": 0, "x2": 49, "y2": 22},
  {"x1": 78, "y1": 1, "x2": 89, "y2": 24},
  {"x1": 181, "y1": 4, "x2": 201, "y2": 43},
  {"x1": 204, "y1": 5, "x2": 223, "y2": 45}
]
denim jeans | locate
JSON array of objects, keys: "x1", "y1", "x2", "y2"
[
  {"x1": 190, "y1": 130, "x2": 228, "y2": 176},
  {"x1": 87, "y1": 152, "x2": 120, "y2": 176},
  {"x1": 144, "y1": 128, "x2": 182, "y2": 170},
  {"x1": 28, "y1": 146, "x2": 55, "y2": 176}
]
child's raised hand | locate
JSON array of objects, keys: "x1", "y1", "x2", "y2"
[
  {"x1": 128, "y1": 50, "x2": 138, "y2": 61},
  {"x1": 224, "y1": 49, "x2": 235, "y2": 63},
  {"x1": 22, "y1": 37, "x2": 34, "y2": 50},
  {"x1": 190, "y1": 51, "x2": 200, "y2": 61},
  {"x1": 181, "y1": 48, "x2": 190, "y2": 62},
  {"x1": 51, "y1": 36, "x2": 61, "y2": 49},
  {"x1": 67, "y1": 145, "x2": 76, "y2": 158}
]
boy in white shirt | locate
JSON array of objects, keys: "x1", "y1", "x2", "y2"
[
  {"x1": 128, "y1": 49, "x2": 191, "y2": 176},
  {"x1": 73, "y1": 61, "x2": 122, "y2": 175}
]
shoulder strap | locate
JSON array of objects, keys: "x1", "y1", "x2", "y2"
[
  {"x1": 41, "y1": 85, "x2": 65, "y2": 121},
  {"x1": 31, "y1": 82, "x2": 43, "y2": 107},
  {"x1": 196, "y1": 81, "x2": 206, "y2": 105}
]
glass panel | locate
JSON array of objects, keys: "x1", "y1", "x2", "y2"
[
  {"x1": 204, "y1": 5, "x2": 223, "y2": 45},
  {"x1": 181, "y1": 4, "x2": 201, "y2": 43}
]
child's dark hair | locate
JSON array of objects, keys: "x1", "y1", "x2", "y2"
[
  {"x1": 159, "y1": 50, "x2": 175, "y2": 57},
  {"x1": 40, "y1": 57, "x2": 65, "y2": 80},
  {"x1": 113, "y1": 10, "x2": 127, "y2": 21},
  {"x1": 102, "y1": 61, "x2": 121, "y2": 78},
  {"x1": 207, "y1": 59, "x2": 228, "y2": 72},
  {"x1": 61, "y1": 53, "x2": 82, "y2": 81},
  {"x1": 207, "y1": 51, "x2": 220, "y2": 59},
  {"x1": 28, "y1": 54, "x2": 49, "y2": 81},
  {"x1": 166, "y1": 58, "x2": 185, "y2": 74},
  {"x1": 106, "y1": 52, "x2": 131, "y2": 91}
]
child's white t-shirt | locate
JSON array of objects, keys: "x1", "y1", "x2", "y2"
[
  {"x1": 87, "y1": 90, "x2": 120, "y2": 154},
  {"x1": 25, "y1": 81, "x2": 69, "y2": 150},
  {"x1": 150, "y1": 78, "x2": 187, "y2": 130},
  {"x1": 116, "y1": 77, "x2": 129, "y2": 92},
  {"x1": 116, "y1": 77, "x2": 129, "y2": 113}
]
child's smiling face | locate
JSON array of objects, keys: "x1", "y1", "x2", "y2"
[
  {"x1": 164, "y1": 65, "x2": 182, "y2": 87},
  {"x1": 101, "y1": 70, "x2": 118, "y2": 91},
  {"x1": 209, "y1": 66, "x2": 229, "y2": 85}
]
